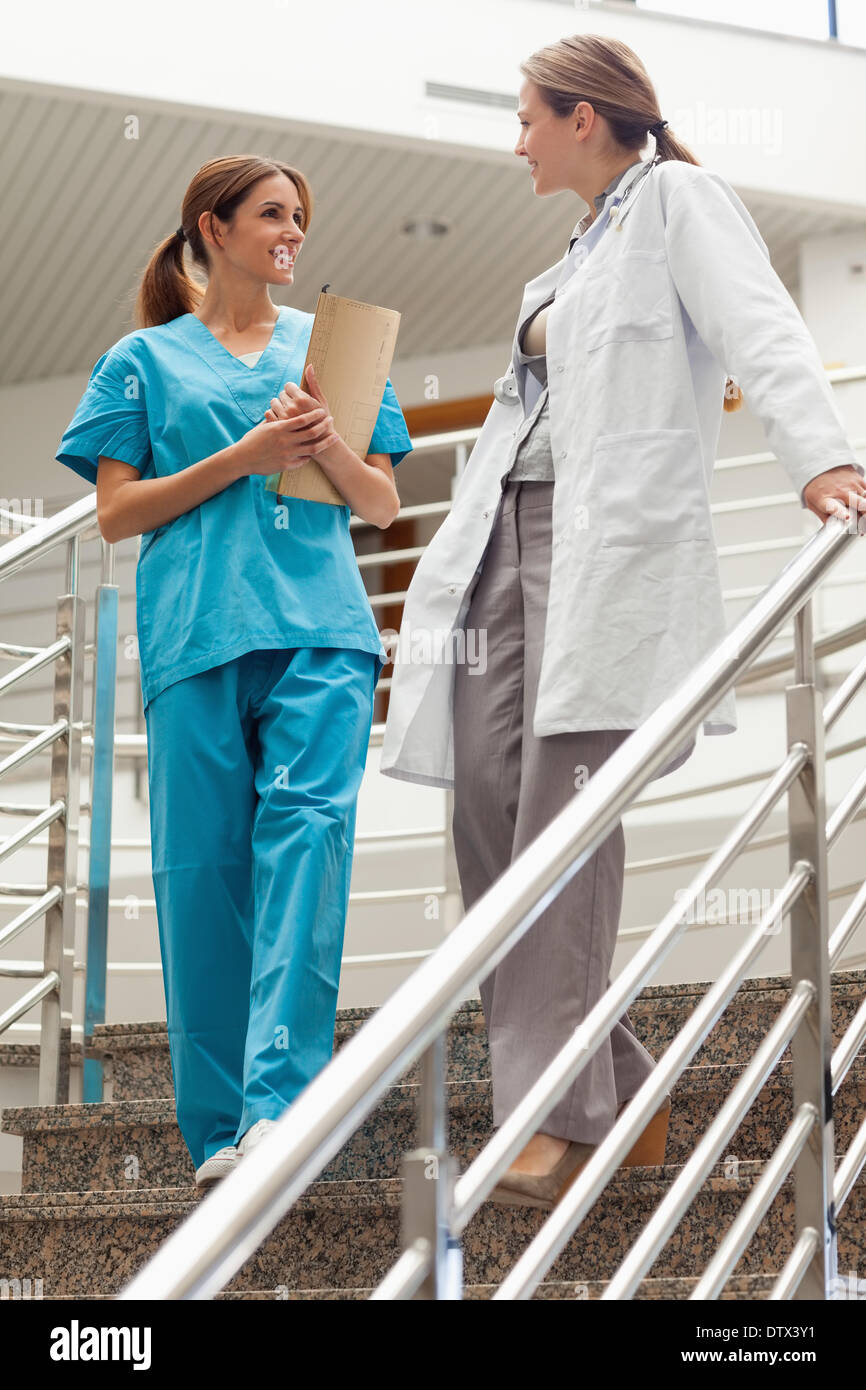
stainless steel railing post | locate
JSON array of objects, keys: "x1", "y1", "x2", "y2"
[
  {"x1": 38, "y1": 569, "x2": 86, "y2": 1104},
  {"x1": 786, "y1": 596, "x2": 837, "y2": 1298},
  {"x1": 84, "y1": 538, "x2": 119, "y2": 1102},
  {"x1": 400, "y1": 1030, "x2": 461, "y2": 1298}
]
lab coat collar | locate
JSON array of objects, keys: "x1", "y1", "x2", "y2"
[
  {"x1": 508, "y1": 158, "x2": 659, "y2": 413},
  {"x1": 568, "y1": 156, "x2": 647, "y2": 246}
]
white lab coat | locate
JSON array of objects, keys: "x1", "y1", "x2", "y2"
[{"x1": 380, "y1": 158, "x2": 864, "y2": 790}]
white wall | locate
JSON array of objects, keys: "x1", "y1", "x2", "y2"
[{"x1": 4, "y1": 1, "x2": 866, "y2": 212}]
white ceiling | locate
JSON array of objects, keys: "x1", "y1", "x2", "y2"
[{"x1": 2, "y1": 80, "x2": 865, "y2": 389}]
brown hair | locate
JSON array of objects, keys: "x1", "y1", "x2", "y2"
[
  {"x1": 520, "y1": 34, "x2": 743, "y2": 410},
  {"x1": 133, "y1": 154, "x2": 314, "y2": 330}
]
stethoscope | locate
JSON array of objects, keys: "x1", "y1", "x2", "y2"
[
  {"x1": 606, "y1": 152, "x2": 661, "y2": 232},
  {"x1": 493, "y1": 155, "x2": 661, "y2": 405}
]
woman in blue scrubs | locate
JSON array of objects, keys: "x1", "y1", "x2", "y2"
[{"x1": 55, "y1": 155, "x2": 413, "y2": 1186}]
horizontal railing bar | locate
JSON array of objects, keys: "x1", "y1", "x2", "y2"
[
  {"x1": 0, "y1": 493, "x2": 96, "y2": 582},
  {"x1": 718, "y1": 534, "x2": 819, "y2": 559},
  {"x1": 826, "y1": 766, "x2": 866, "y2": 848},
  {"x1": 0, "y1": 642, "x2": 45, "y2": 658},
  {"x1": 55, "y1": 887, "x2": 452, "y2": 913},
  {"x1": 0, "y1": 720, "x2": 68, "y2": 783},
  {"x1": 620, "y1": 876, "x2": 866, "y2": 943},
  {"x1": 824, "y1": 649, "x2": 866, "y2": 731},
  {"x1": 712, "y1": 492, "x2": 820, "y2": 516},
  {"x1": 339, "y1": 886, "x2": 447, "y2": 904},
  {"x1": 628, "y1": 807, "x2": 866, "y2": 875},
  {"x1": 0, "y1": 887, "x2": 63, "y2": 952},
  {"x1": 597, "y1": 980, "x2": 814, "y2": 1303},
  {"x1": 0, "y1": 802, "x2": 51, "y2": 816},
  {"x1": 724, "y1": 571, "x2": 866, "y2": 603},
  {"x1": 0, "y1": 800, "x2": 64, "y2": 866},
  {"x1": 0, "y1": 722, "x2": 64, "y2": 745},
  {"x1": 25, "y1": 824, "x2": 448, "y2": 852},
  {"x1": 0, "y1": 948, "x2": 441, "y2": 977},
  {"x1": 356, "y1": 545, "x2": 425, "y2": 571},
  {"x1": 0, "y1": 970, "x2": 60, "y2": 1036},
  {"x1": 0, "y1": 637, "x2": 70, "y2": 700},
  {"x1": 829, "y1": 879, "x2": 866, "y2": 969},
  {"x1": 632, "y1": 735, "x2": 865, "y2": 809},
  {"x1": 0, "y1": 508, "x2": 43, "y2": 530},
  {"x1": 690, "y1": 1103, "x2": 817, "y2": 1300},
  {"x1": 350, "y1": 499, "x2": 450, "y2": 527},
  {"x1": 450, "y1": 753, "x2": 808, "y2": 1236},
  {"x1": 118, "y1": 509, "x2": 857, "y2": 1300},
  {"x1": 93, "y1": 723, "x2": 866, "y2": 817},
  {"x1": 833, "y1": 1112, "x2": 866, "y2": 1214},
  {"x1": 831, "y1": 993, "x2": 866, "y2": 1096},
  {"x1": 488, "y1": 864, "x2": 812, "y2": 1301},
  {"x1": 769, "y1": 1227, "x2": 820, "y2": 1301},
  {"x1": 0, "y1": 1021, "x2": 85, "y2": 1040},
  {"x1": 341, "y1": 949, "x2": 435, "y2": 967},
  {"x1": 729, "y1": 616, "x2": 866, "y2": 687},
  {"x1": 16, "y1": 796, "x2": 866, "y2": 881}
]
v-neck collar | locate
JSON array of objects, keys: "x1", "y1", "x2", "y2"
[{"x1": 172, "y1": 304, "x2": 310, "y2": 424}]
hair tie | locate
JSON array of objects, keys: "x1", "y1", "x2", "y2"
[
  {"x1": 175, "y1": 225, "x2": 186, "y2": 242},
  {"x1": 649, "y1": 119, "x2": 668, "y2": 138}
]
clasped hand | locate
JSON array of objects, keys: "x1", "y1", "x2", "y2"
[{"x1": 239, "y1": 364, "x2": 341, "y2": 475}]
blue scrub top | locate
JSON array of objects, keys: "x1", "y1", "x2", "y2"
[{"x1": 55, "y1": 304, "x2": 413, "y2": 711}]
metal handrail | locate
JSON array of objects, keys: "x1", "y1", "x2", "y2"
[
  {"x1": 0, "y1": 494, "x2": 102, "y2": 1101},
  {"x1": 3, "y1": 487, "x2": 864, "y2": 1054},
  {"x1": 117, "y1": 505, "x2": 865, "y2": 1301},
  {"x1": 4, "y1": 391, "x2": 865, "y2": 1290}
]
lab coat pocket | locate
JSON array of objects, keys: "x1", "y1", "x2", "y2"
[
  {"x1": 581, "y1": 251, "x2": 673, "y2": 352},
  {"x1": 589, "y1": 428, "x2": 711, "y2": 547}
]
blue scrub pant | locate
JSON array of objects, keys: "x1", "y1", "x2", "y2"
[{"x1": 143, "y1": 646, "x2": 379, "y2": 1172}]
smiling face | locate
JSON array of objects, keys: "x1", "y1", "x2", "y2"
[
  {"x1": 200, "y1": 170, "x2": 306, "y2": 286},
  {"x1": 514, "y1": 78, "x2": 598, "y2": 196}
]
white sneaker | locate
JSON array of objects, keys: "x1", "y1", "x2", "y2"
[
  {"x1": 195, "y1": 1145, "x2": 239, "y2": 1187},
  {"x1": 237, "y1": 1118, "x2": 278, "y2": 1157}
]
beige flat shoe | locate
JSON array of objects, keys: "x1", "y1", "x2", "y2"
[
  {"x1": 487, "y1": 1095, "x2": 673, "y2": 1209},
  {"x1": 617, "y1": 1095, "x2": 672, "y2": 1167},
  {"x1": 488, "y1": 1139, "x2": 598, "y2": 1210}
]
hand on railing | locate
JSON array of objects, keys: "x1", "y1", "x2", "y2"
[{"x1": 803, "y1": 466, "x2": 866, "y2": 528}]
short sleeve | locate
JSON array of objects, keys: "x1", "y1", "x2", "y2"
[
  {"x1": 56, "y1": 347, "x2": 154, "y2": 486},
  {"x1": 366, "y1": 377, "x2": 413, "y2": 468}
]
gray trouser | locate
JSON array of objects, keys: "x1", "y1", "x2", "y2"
[{"x1": 451, "y1": 479, "x2": 659, "y2": 1144}]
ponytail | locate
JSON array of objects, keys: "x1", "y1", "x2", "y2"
[{"x1": 135, "y1": 231, "x2": 203, "y2": 330}]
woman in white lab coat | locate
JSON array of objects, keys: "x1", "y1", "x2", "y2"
[{"x1": 380, "y1": 33, "x2": 866, "y2": 1208}]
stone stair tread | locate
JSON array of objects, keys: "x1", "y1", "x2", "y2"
[
  {"x1": 77, "y1": 970, "x2": 866, "y2": 1048},
  {"x1": 1, "y1": 1157, "x2": 861, "y2": 1217},
  {"x1": 3, "y1": 1163, "x2": 861, "y2": 1295},
  {"x1": 40, "y1": 1273, "x2": 781, "y2": 1299},
  {"x1": 4, "y1": 1054, "x2": 864, "y2": 1135}
]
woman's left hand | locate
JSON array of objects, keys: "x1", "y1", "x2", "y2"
[
  {"x1": 803, "y1": 465, "x2": 866, "y2": 530},
  {"x1": 264, "y1": 364, "x2": 340, "y2": 453}
]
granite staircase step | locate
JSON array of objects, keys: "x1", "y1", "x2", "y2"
[
  {"x1": 4, "y1": 1057, "x2": 865, "y2": 1194},
  {"x1": 86, "y1": 971, "x2": 866, "y2": 1102},
  {"x1": 1, "y1": 969, "x2": 863, "y2": 1299},
  {"x1": 1, "y1": 1163, "x2": 863, "y2": 1298},
  {"x1": 34, "y1": 1274, "x2": 784, "y2": 1300}
]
